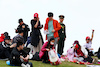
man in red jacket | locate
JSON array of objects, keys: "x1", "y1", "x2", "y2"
[{"x1": 44, "y1": 12, "x2": 61, "y2": 49}]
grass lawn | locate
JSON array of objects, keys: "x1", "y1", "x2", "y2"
[
  {"x1": 0, "y1": 56, "x2": 99, "y2": 67},
  {"x1": 0, "y1": 60, "x2": 86, "y2": 67}
]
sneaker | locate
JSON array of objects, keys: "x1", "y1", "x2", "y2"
[
  {"x1": 21, "y1": 63, "x2": 27, "y2": 67},
  {"x1": 73, "y1": 60, "x2": 77, "y2": 63},
  {"x1": 93, "y1": 57, "x2": 98, "y2": 64},
  {"x1": 86, "y1": 62, "x2": 92, "y2": 65},
  {"x1": 79, "y1": 62, "x2": 85, "y2": 64}
]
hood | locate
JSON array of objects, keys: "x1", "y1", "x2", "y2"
[{"x1": 0, "y1": 33, "x2": 5, "y2": 39}]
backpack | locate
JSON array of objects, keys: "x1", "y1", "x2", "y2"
[
  {"x1": 97, "y1": 47, "x2": 100, "y2": 59},
  {"x1": 33, "y1": 52, "x2": 42, "y2": 61}
]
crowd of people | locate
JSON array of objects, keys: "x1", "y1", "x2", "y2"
[{"x1": 0, "y1": 12, "x2": 99, "y2": 66}]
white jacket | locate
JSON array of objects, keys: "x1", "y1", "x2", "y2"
[{"x1": 81, "y1": 46, "x2": 88, "y2": 56}]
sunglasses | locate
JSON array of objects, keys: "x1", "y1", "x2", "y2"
[
  {"x1": 86, "y1": 39, "x2": 90, "y2": 40},
  {"x1": 48, "y1": 16, "x2": 53, "y2": 17},
  {"x1": 34, "y1": 17, "x2": 37, "y2": 18}
]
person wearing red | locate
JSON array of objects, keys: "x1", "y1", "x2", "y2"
[
  {"x1": 44, "y1": 12, "x2": 61, "y2": 49},
  {"x1": 30, "y1": 13, "x2": 44, "y2": 55},
  {"x1": 0, "y1": 32, "x2": 9, "y2": 43},
  {"x1": 0, "y1": 34, "x2": 5, "y2": 42},
  {"x1": 39, "y1": 37, "x2": 55, "y2": 63},
  {"x1": 0, "y1": 36, "x2": 16, "y2": 59},
  {"x1": 73, "y1": 40, "x2": 98, "y2": 64},
  {"x1": 84, "y1": 30, "x2": 94, "y2": 56}
]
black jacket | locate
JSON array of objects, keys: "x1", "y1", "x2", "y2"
[
  {"x1": 10, "y1": 47, "x2": 29, "y2": 66},
  {"x1": 58, "y1": 22, "x2": 66, "y2": 40},
  {"x1": 16, "y1": 23, "x2": 30, "y2": 43},
  {"x1": 0, "y1": 41, "x2": 11, "y2": 58},
  {"x1": 30, "y1": 20, "x2": 44, "y2": 47}
]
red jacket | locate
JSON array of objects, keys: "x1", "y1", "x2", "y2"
[
  {"x1": 76, "y1": 48, "x2": 84, "y2": 57},
  {"x1": 0, "y1": 34, "x2": 5, "y2": 42},
  {"x1": 44, "y1": 18, "x2": 61, "y2": 40}
]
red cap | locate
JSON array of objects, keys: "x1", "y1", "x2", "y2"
[
  {"x1": 34, "y1": 13, "x2": 38, "y2": 18},
  {"x1": 86, "y1": 36, "x2": 90, "y2": 40},
  {"x1": 1, "y1": 33, "x2": 4, "y2": 36},
  {"x1": 1, "y1": 33, "x2": 4, "y2": 39},
  {"x1": 73, "y1": 44, "x2": 79, "y2": 48}
]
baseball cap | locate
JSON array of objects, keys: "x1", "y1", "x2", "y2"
[
  {"x1": 34, "y1": 13, "x2": 38, "y2": 18},
  {"x1": 4, "y1": 36, "x2": 11, "y2": 40},
  {"x1": 4, "y1": 32, "x2": 9, "y2": 37},
  {"x1": 86, "y1": 36, "x2": 90, "y2": 40},
  {"x1": 18, "y1": 19, "x2": 23, "y2": 23},
  {"x1": 59, "y1": 15, "x2": 65, "y2": 19},
  {"x1": 48, "y1": 12, "x2": 53, "y2": 17}
]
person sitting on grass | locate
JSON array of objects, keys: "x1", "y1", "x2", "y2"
[
  {"x1": 73, "y1": 40, "x2": 98, "y2": 64},
  {"x1": 39, "y1": 37, "x2": 55, "y2": 63},
  {"x1": 60, "y1": 41, "x2": 83, "y2": 62},
  {"x1": 9, "y1": 42, "x2": 33, "y2": 67},
  {"x1": 60, "y1": 46, "x2": 77, "y2": 62},
  {"x1": 84, "y1": 30, "x2": 94, "y2": 56},
  {"x1": 0, "y1": 36, "x2": 16, "y2": 59},
  {"x1": 39, "y1": 37, "x2": 61, "y2": 65},
  {"x1": 0, "y1": 32, "x2": 9, "y2": 43}
]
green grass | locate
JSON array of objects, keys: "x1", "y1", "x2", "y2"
[{"x1": 0, "y1": 60, "x2": 86, "y2": 67}]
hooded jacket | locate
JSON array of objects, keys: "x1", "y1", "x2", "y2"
[
  {"x1": 0, "y1": 34, "x2": 5, "y2": 42},
  {"x1": 44, "y1": 18, "x2": 61, "y2": 40},
  {"x1": 39, "y1": 42, "x2": 55, "y2": 59}
]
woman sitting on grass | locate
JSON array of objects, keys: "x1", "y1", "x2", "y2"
[
  {"x1": 61, "y1": 40, "x2": 98, "y2": 64},
  {"x1": 39, "y1": 37, "x2": 61, "y2": 65},
  {"x1": 61, "y1": 47, "x2": 77, "y2": 62},
  {"x1": 39, "y1": 38, "x2": 55, "y2": 63},
  {"x1": 72, "y1": 40, "x2": 98, "y2": 64}
]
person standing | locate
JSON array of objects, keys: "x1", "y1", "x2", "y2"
[
  {"x1": 57, "y1": 15, "x2": 66, "y2": 55},
  {"x1": 16, "y1": 19, "x2": 30, "y2": 44},
  {"x1": 73, "y1": 40, "x2": 98, "y2": 64},
  {"x1": 44, "y1": 12, "x2": 61, "y2": 49},
  {"x1": 30, "y1": 13, "x2": 44, "y2": 55}
]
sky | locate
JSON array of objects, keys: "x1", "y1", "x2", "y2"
[{"x1": 0, "y1": 0, "x2": 100, "y2": 54}]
